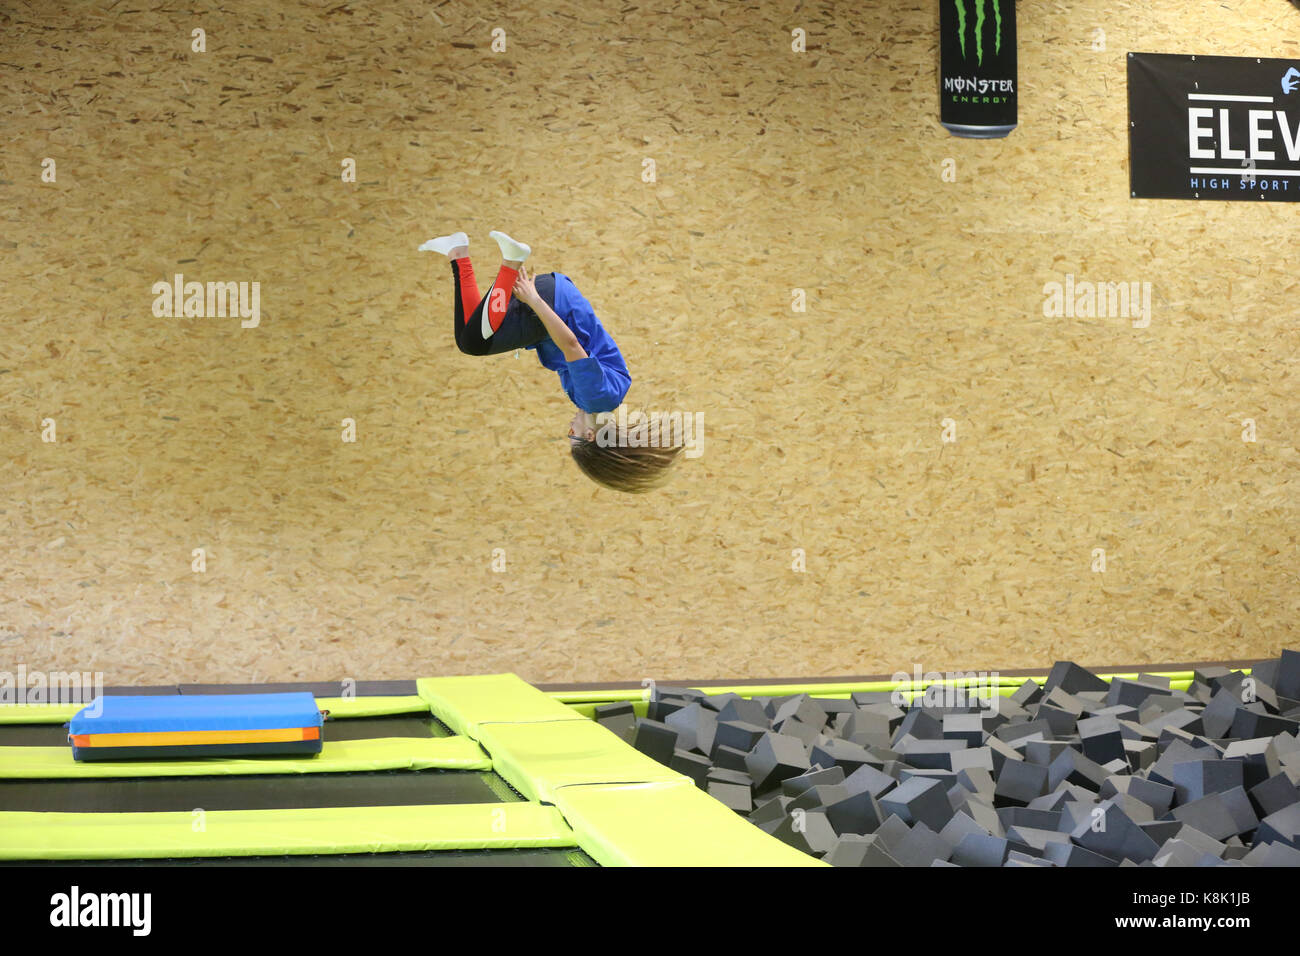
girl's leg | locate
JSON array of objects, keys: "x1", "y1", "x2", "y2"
[
  {"x1": 422, "y1": 231, "x2": 543, "y2": 354},
  {"x1": 457, "y1": 268, "x2": 553, "y2": 356},
  {"x1": 449, "y1": 255, "x2": 534, "y2": 355}
]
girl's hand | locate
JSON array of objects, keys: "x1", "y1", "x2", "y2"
[{"x1": 513, "y1": 264, "x2": 541, "y2": 307}]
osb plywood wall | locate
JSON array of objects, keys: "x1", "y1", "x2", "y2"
[{"x1": 1, "y1": 0, "x2": 1298, "y2": 687}]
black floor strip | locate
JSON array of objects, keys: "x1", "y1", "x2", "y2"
[{"x1": 0, "y1": 769, "x2": 519, "y2": 813}]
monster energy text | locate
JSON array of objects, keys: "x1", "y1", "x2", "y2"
[{"x1": 939, "y1": 0, "x2": 1018, "y2": 138}]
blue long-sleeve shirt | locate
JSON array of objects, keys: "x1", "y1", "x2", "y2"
[{"x1": 527, "y1": 272, "x2": 631, "y2": 413}]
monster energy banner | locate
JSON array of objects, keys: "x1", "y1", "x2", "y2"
[
  {"x1": 1129, "y1": 53, "x2": 1300, "y2": 202},
  {"x1": 939, "y1": 0, "x2": 1017, "y2": 138}
]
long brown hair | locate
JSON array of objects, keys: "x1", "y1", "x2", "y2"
[{"x1": 569, "y1": 412, "x2": 684, "y2": 493}]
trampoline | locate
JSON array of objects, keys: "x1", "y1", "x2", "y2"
[{"x1": 0, "y1": 673, "x2": 815, "y2": 867}]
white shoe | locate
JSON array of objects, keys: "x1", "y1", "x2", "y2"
[
  {"x1": 418, "y1": 231, "x2": 469, "y2": 255},
  {"x1": 489, "y1": 230, "x2": 531, "y2": 262}
]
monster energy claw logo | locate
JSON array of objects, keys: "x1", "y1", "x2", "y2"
[{"x1": 954, "y1": 0, "x2": 1004, "y2": 66}]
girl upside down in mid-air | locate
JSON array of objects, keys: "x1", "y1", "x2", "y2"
[{"x1": 420, "y1": 229, "x2": 682, "y2": 493}]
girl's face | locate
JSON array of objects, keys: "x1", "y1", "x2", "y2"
[{"x1": 569, "y1": 410, "x2": 597, "y2": 444}]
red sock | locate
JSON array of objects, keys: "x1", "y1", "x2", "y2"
[
  {"x1": 452, "y1": 257, "x2": 481, "y2": 322},
  {"x1": 484, "y1": 264, "x2": 519, "y2": 334}
]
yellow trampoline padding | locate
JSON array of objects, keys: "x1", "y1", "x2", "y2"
[
  {"x1": 0, "y1": 736, "x2": 490, "y2": 779},
  {"x1": 554, "y1": 781, "x2": 826, "y2": 867},
  {"x1": 315, "y1": 695, "x2": 430, "y2": 718},
  {"x1": 0, "y1": 704, "x2": 80, "y2": 725},
  {"x1": 550, "y1": 670, "x2": 1210, "y2": 706},
  {"x1": 475, "y1": 719, "x2": 685, "y2": 803},
  {"x1": 0, "y1": 801, "x2": 576, "y2": 861},
  {"x1": 417, "y1": 674, "x2": 584, "y2": 737}
]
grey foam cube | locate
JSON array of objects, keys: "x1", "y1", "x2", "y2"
[
  {"x1": 995, "y1": 718, "x2": 1053, "y2": 746},
  {"x1": 1275, "y1": 650, "x2": 1300, "y2": 700},
  {"x1": 1069, "y1": 799, "x2": 1161, "y2": 863},
  {"x1": 712, "y1": 743, "x2": 751, "y2": 772},
  {"x1": 960, "y1": 795, "x2": 1005, "y2": 837},
  {"x1": 897, "y1": 738, "x2": 967, "y2": 771},
  {"x1": 939, "y1": 807, "x2": 992, "y2": 847},
  {"x1": 842, "y1": 763, "x2": 898, "y2": 799},
  {"x1": 1199, "y1": 690, "x2": 1243, "y2": 739},
  {"x1": 1023, "y1": 740, "x2": 1072, "y2": 766},
  {"x1": 665, "y1": 702, "x2": 717, "y2": 754},
  {"x1": 714, "y1": 719, "x2": 771, "y2": 755},
  {"x1": 781, "y1": 765, "x2": 846, "y2": 797},
  {"x1": 1222, "y1": 737, "x2": 1272, "y2": 790},
  {"x1": 1045, "y1": 662, "x2": 1109, "y2": 695},
  {"x1": 594, "y1": 706, "x2": 638, "y2": 744},
  {"x1": 1041, "y1": 840, "x2": 1117, "y2": 867},
  {"x1": 670, "y1": 748, "x2": 713, "y2": 787},
  {"x1": 824, "y1": 788, "x2": 886, "y2": 835},
  {"x1": 1124, "y1": 739, "x2": 1158, "y2": 772},
  {"x1": 788, "y1": 784, "x2": 849, "y2": 812},
  {"x1": 999, "y1": 807, "x2": 1063, "y2": 831},
  {"x1": 1078, "y1": 714, "x2": 1127, "y2": 765},
  {"x1": 1170, "y1": 786, "x2": 1258, "y2": 840},
  {"x1": 773, "y1": 694, "x2": 828, "y2": 730},
  {"x1": 1153, "y1": 839, "x2": 1207, "y2": 868},
  {"x1": 746, "y1": 732, "x2": 811, "y2": 792},
  {"x1": 749, "y1": 794, "x2": 792, "y2": 829},
  {"x1": 1010, "y1": 679, "x2": 1044, "y2": 708},
  {"x1": 957, "y1": 766, "x2": 996, "y2": 796},
  {"x1": 1047, "y1": 748, "x2": 1110, "y2": 792},
  {"x1": 1230, "y1": 708, "x2": 1300, "y2": 739},
  {"x1": 842, "y1": 709, "x2": 893, "y2": 746},
  {"x1": 1248, "y1": 771, "x2": 1300, "y2": 819},
  {"x1": 1172, "y1": 824, "x2": 1228, "y2": 859},
  {"x1": 1034, "y1": 705, "x2": 1078, "y2": 738},
  {"x1": 809, "y1": 737, "x2": 876, "y2": 776},
  {"x1": 949, "y1": 746, "x2": 995, "y2": 775},
  {"x1": 892, "y1": 709, "x2": 944, "y2": 744},
  {"x1": 1100, "y1": 775, "x2": 1175, "y2": 816},
  {"x1": 985, "y1": 735, "x2": 1026, "y2": 777},
  {"x1": 1139, "y1": 820, "x2": 1182, "y2": 845},
  {"x1": 994, "y1": 759, "x2": 1049, "y2": 807},
  {"x1": 771, "y1": 807, "x2": 838, "y2": 857},
  {"x1": 1006, "y1": 825, "x2": 1071, "y2": 856},
  {"x1": 1242, "y1": 838, "x2": 1300, "y2": 866},
  {"x1": 1256, "y1": 801, "x2": 1300, "y2": 849},
  {"x1": 943, "y1": 712, "x2": 985, "y2": 746},
  {"x1": 632, "y1": 718, "x2": 678, "y2": 764},
  {"x1": 775, "y1": 717, "x2": 822, "y2": 749},
  {"x1": 880, "y1": 775, "x2": 955, "y2": 831},
  {"x1": 707, "y1": 780, "x2": 753, "y2": 813},
  {"x1": 715, "y1": 696, "x2": 769, "y2": 726},
  {"x1": 1171, "y1": 758, "x2": 1244, "y2": 804},
  {"x1": 699, "y1": 692, "x2": 742, "y2": 712},
  {"x1": 1107, "y1": 678, "x2": 1174, "y2": 709},
  {"x1": 891, "y1": 822, "x2": 953, "y2": 867},
  {"x1": 951, "y1": 832, "x2": 1009, "y2": 867},
  {"x1": 872, "y1": 813, "x2": 912, "y2": 852}
]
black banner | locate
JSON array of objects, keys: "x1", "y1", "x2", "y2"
[
  {"x1": 1128, "y1": 52, "x2": 1300, "y2": 201},
  {"x1": 939, "y1": 0, "x2": 1017, "y2": 138}
]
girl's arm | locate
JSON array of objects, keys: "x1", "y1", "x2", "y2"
[
  {"x1": 515, "y1": 266, "x2": 587, "y2": 361},
  {"x1": 533, "y1": 298, "x2": 588, "y2": 362}
]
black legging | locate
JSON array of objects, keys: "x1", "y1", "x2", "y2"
[{"x1": 452, "y1": 261, "x2": 556, "y2": 356}]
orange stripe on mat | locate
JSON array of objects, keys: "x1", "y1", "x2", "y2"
[{"x1": 69, "y1": 726, "x2": 320, "y2": 747}]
